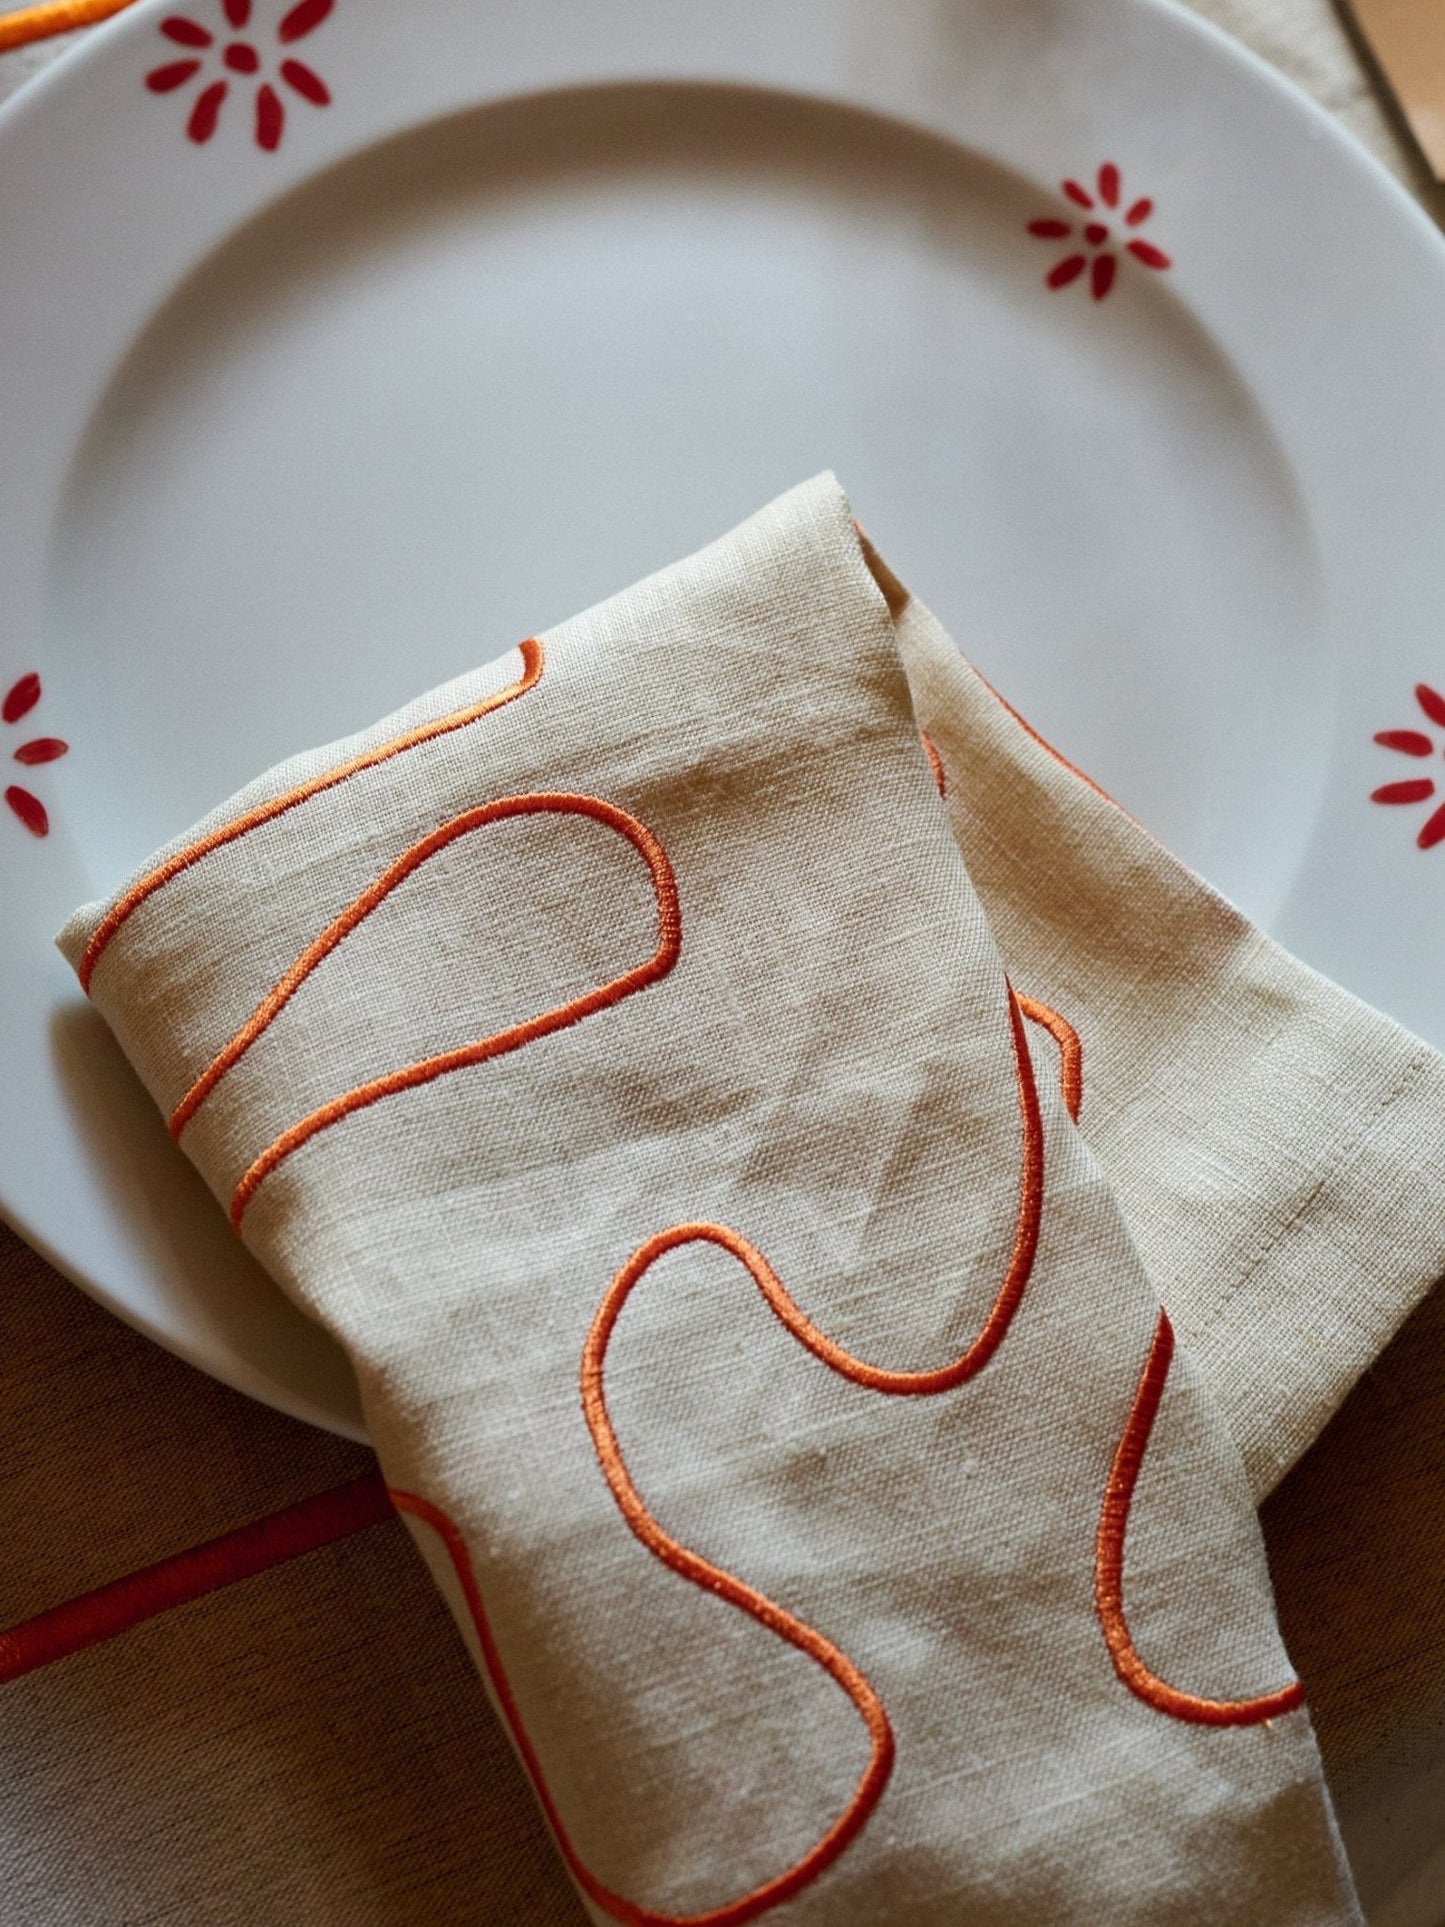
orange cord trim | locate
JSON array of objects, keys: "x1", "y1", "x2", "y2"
[
  {"x1": 395, "y1": 1486, "x2": 867, "y2": 1927},
  {"x1": 920, "y1": 731, "x2": 947, "y2": 798},
  {"x1": 78, "y1": 637, "x2": 544, "y2": 992},
  {"x1": 970, "y1": 665, "x2": 1124, "y2": 810},
  {"x1": 590, "y1": 1018, "x2": 1038, "y2": 1410},
  {"x1": 1017, "y1": 996, "x2": 1083, "y2": 1123},
  {"x1": 0, "y1": 0, "x2": 132, "y2": 53},
  {"x1": 1095, "y1": 1310, "x2": 1306, "y2": 1726},
  {"x1": 579, "y1": 1224, "x2": 905, "y2": 1924},
  {"x1": 585, "y1": 985, "x2": 1043, "y2": 1407},
  {"x1": 217, "y1": 792, "x2": 680, "y2": 1228},
  {"x1": 541, "y1": 983, "x2": 1040, "y2": 1919}
]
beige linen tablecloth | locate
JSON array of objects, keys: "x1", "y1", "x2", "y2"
[{"x1": 2, "y1": 5, "x2": 1442, "y2": 1922}]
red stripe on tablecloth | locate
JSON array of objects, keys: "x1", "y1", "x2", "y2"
[{"x1": 0, "y1": 1470, "x2": 393, "y2": 1683}]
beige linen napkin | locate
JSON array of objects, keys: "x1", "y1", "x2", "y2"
[
  {"x1": 58, "y1": 474, "x2": 1365, "y2": 1923},
  {"x1": 890, "y1": 591, "x2": 1445, "y2": 1503}
]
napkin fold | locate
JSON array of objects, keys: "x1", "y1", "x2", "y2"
[
  {"x1": 59, "y1": 473, "x2": 1420, "y2": 1924},
  {"x1": 892, "y1": 587, "x2": 1445, "y2": 1501}
]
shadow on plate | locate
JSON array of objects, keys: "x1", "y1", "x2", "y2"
[{"x1": 48, "y1": 998, "x2": 364, "y2": 1437}]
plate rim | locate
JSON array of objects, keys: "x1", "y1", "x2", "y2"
[{"x1": 2, "y1": 0, "x2": 1444, "y2": 1445}]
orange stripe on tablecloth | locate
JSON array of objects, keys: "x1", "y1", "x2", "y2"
[
  {"x1": 0, "y1": 0, "x2": 134, "y2": 53},
  {"x1": 0, "y1": 1470, "x2": 393, "y2": 1683}
]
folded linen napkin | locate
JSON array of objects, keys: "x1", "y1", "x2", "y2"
[
  {"x1": 886, "y1": 574, "x2": 1445, "y2": 1503},
  {"x1": 58, "y1": 474, "x2": 1396, "y2": 1923}
]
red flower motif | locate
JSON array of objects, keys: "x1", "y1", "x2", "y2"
[
  {"x1": 1027, "y1": 162, "x2": 1172, "y2": 301},
  {"x1": 3, "y1": 673, "x2": 68, "y2": 840},
  {"x1": 1372, "y1": 683, "x2": 1445, "y2": 850},
  {"x1": 146, "y1": 0, "x2": 333, "y2": 152}
]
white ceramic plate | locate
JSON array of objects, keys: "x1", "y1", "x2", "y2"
[{"x1": 4, "y1": 0, "x2": 1445, "y2": 1911}]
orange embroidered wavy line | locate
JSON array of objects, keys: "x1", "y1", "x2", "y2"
[
  {"x1": 921, "y1": 731, "x2": 947, "y2": 799},
  {"x1": 78, "y1": 637, "x2": 544, "y2": 992},
  {"x1": 1007, "y1": 997, "x2": 1292, "y2": 1724},
  {"x1": 969, "y1": 665, "x2": 1127, "y2": 812},
  {"x1": 592, "y1": 1001, "x2": 1040, "y2": 1408},
  {"x1": 560, "y1": 989, "x2": 1041, "y2": 1921},
  {"x1": 216, "y1": 793, "x2": 679, "y2": 1228},
  {"x1": 580, "y1": 1224, "x2": 903, "y2": 1924},
  {"x1": 587, "y1": 985, "x2": 1042, "y2": 1405},
  {"x1": 0, "y1": 0, "x2": 133, "y2": 53},
  {"x1": 395, "y1": 1487, "x2": 843, "y2": 1927},
  {"x1": 1017, "y1": 996, "x2": 1082, "y2": 1123},
  {"x1": 1095, "y1": 1310, "x2": 1306, "y2": 1726}
]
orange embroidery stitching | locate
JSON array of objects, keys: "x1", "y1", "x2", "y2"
[
  {"x1": 208, "y1": 793, "x2": 680, "y2": 1228},
  {"x1": 1017, "y1": 996, "x2": 1083, "y2": 1122},
  {"x1": 395, "y1": 1486, "x2": 856, "y2": 1927},
  {"x1": 0, "y1": 0, "x2": 133, "y2": 56},
  {"x1": 77, "y1": 636, "x2": 545, "y2": 992},
  {"x1": 588, "y1": 985, "x2": 1043, "y2": 1404},
  {"x1": 580, "y1": 1224, "x2": 900, "y2": 1924},
  {"x1": 559, "y1": 987, "x2": 1042, "y2": 1920},
  {"x1": 1095, "y1": 1310, "x2": 1306, "y2": 1726},
  {"x1": 1017, "y1": 993, "x2": 1292, "y2": 1724},
  {"x1": 921, "y1": 731, "x2": 947, "y2": 799},
  {"x1": 970, "y1": 665, "x2": 1125, "y2": 810}
]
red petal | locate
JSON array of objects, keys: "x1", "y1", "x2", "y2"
[
  {"x1": 1091, "y1": 253, "x2": 1117, "y2": 301},
  {"x1": 224, "y1": 0, "x2": 250, "y2": 24},
  {"x1": 1420, "y1": 800, "x2": 1445, "y2": 850},
  {"x1": 1098, "y1": 162, "x2": 1120, "y2": 208},
  {"x1": 1046, "y1": 255, "x2": 1087, "y2": 290},
  {"x1": 160, "y1": 16, "x2": 212, "y2": 46},
  {"x1": 1063, "y1": 179, "x2": 1095, "y2": 209},
  {"x1": 1415, "y1": 683, "x2": 1445, "y2": 729},
  {"x1": 1127, "y1": 239, "x2": 1171, "y2": 271},
  {"x1": 1374, "y1": 729, "x2": 1433, "y2": 756},
  {"x1": 1125, "y1": 197, "x2": 1153, "y2": 226},
  {"x1": 5, "y1": 786, "x2": 48, "y2": 837},
  {"x1": 1027, "y1": 218, "x2": 1071, "y2": 239},
  {"x1": 278, "y1": 0, "x2": 332, "y2": 42},
  {"x1": 255, "y1": 83, "x2": 284, "y2": 150},
  {"x1": 187, "y1": 78, "x2": 227, "y2": 142},
  {"x1": 2, "y1": 672, "x2": 40, "y2": 725},
  {"x1": 13, "y1": 738, "x2": 67, "y2": 766},
  {"x1": 280, "y1": 57, "x2": 330, "y2": 105},
  {"x1": 146, "y1": 58, "x2": 201, "y2": 91},
  {"x1": 1371, "y1": 778, "x2": 1436, "y2": 805}
]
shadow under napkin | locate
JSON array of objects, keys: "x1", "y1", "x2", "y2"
[
  {"x1": 1264, "y1": 1276, "x2": 1445, "y2": 1920},
  {"x1": 0, "y1": 1230, "x2": 584, "y2": 1924}
]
